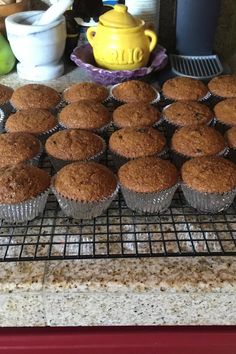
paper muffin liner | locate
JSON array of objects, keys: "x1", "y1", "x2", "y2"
[
  {"x1": 47, "y1": 137, "x2": 106, "y2": 172},
  {"x1": 109, "y1": 84, "x2": 161, "y2": 105},
  {"x1": 227, "y1": 148, "x2": 236, "y2": 164},
  {"x1": 37, "y1": 124, "x2": 60, "y2": 144},
  {"x1": 110, "y1": 147, "x2": 168, "y2": 170},
  {"x1": 171, "y1": 147, "x2": 229, "y2": 169},
  {"x1": 62, "y1": 87, "x2": 110, "y2": 105},
  {"x1": 0, "y1": 108, "x2": 6, "y2": 133},
  {"x1": 214, "y1": 119, "x2": 233, "y2": 134},
  {"x1": 51, "y1": 183, "x2": 119, "y2": 220},
  {"x1": 181, "y1": 183, "x2": 236, "y2": 214},
  {"x1": 120, "y1": 183, "x2": 179, "y2": 214},
  {"x1": 0, "y1": 101, "x2": 14, "y2": 117},
  {"x1": 0, "y1": 188, "x2": 50, "y2": 223}
]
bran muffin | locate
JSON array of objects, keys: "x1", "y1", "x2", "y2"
[
  {"x1": 63, "y1": 82, "x2": 109, "y2": 103},
  {"x1": 0, "y1": 132, "x2": 41, "y2": 168},
  {"x1": 45, "y1": 129, "x2": 106, "y2": 171},
  {"x1": 5, "y1": 109, "x2": 58, "y2": 137},
  {"x1": 214, "y1": 98, "x2": 236, "y2": 127},
  {"x1": 10, "y1": 84, "x2": 61, "y2": 110},
  {"x1": 0, "y1": 84, "x2": 13, "y2": 106},
  {"x1": 118, "y1": 156, "x2": 179, "y2": 213},
  {"x1": 162, "y1": 77, "x2": 208, "y2": 101},
  {"x1": 0, "y1": 164, "x2": 50, "y2": 222},
  {"x1": 208, "y1": 75, "x2": 236, "y2": 98},
  {"x1": 163, "y1": 101, "x2": 214, "y2": 127},
  {"x1": 171, "y1": 126, "x2": 227, "y2": 167},
  {"x1": 181, "y1": 156, "x2": 236, "y2": 213},
  {"x1": 59, "y1": 100, "x2": 111, "y2": 131},
  {"x1": 225, "y1": 127, "x2": 236, "y2": 163},
  {"x1": 113, "y1": 102, "x2": 161, "y2": 128},
  {"x1": 109, "y1": 127, "x2": 166, "y2": 167},
  {"x1": 111, "y1": 80, "x2": 158, "y2": 103},
  {"x1": 52, "y1": 162, "x2": 118, "y2": 219}
]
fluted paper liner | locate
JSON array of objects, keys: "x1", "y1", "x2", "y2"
[{"x1": 181, "y1": 183, "x2": 236, "y2": 213}]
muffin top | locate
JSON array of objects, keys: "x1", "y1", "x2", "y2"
[
  {"x1": 208, "y1": 75, "x2": 236, "y2": 98},
  {"x1": 225, "y1": 127, "x2": 236, "y2": 149},
  {"x1": 0, "y1": 84, "x2": 14, "y2": 105},
  {"x1": 109, "y1": 127, "x2": 166, "y2": 158},
  {"x1": 118, "y1": 156, "x2": 179, "y2": 193},
  {"x1": 162, "y1": 77, "x2": 208, "y2": 101},
  {"x1": 45, "y1": 129, "x2": 105, "y2": 161},
  {"x1": 113, "y1": 102, "x2": 161, "y2": 128},
  {"x1": 6, "y1": 109, "x2": 58, "y2": 135},
  {"x1": 171, "y1": 126, "x2": 227, "y2": 157},
  {"x1": 63, "y1": 82, "x2": 109, "y2": 103},
  {"x1": 0, "y1": 164, "x2": 50, "y2": 204},
  {"x1": 11, "y1": 84, "x2": 61, "y2": 110},
  {"x1": 214, "y1": 98, "x2": 236, "y2": 126},
  {"x1": 59, "y1": 100, "x2": 111, "y2": 130},
  {"x1": 112, "y1": 80, "x2": 157, "y2": 103},
  {"x1": 163, "y1": 101, "x2": 213, "y2": 127},
  {"x1": 53, "y1": 162, "x2": 117, "y2": 202},
  {"x1": 0, "y1": 132, "x2": 41, "y2": 168},
  {"x1": 181, "y1": 156, "x2": 236, "y2": 193}
]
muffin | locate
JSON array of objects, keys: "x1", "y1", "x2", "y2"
[
  {"x1": 63, "y1": 82, "x2": 109, "y2": 103},
  {"x1": 225, "y1": 127, "x2": 236, "y2": 163},
  {"x1": 59, "y1": 100, "x2": 111, "y2": 132},
  {"x1": 111, "y1": 80, "x2": 159, "y2": 103},
  {"x1": 109, "y1": 127, "x2": 166, "y2": 168},
  {"x1": 0, "y1": 164, "x2": 50, "y2": 222},
  {"x1": 113, "y1": 102, "x2": 161, "y2": 128},
  {"x1": 0, "y1": 84, "x2": 14, "y2": 106},
  {"x1": 208, "y1": 75, "x2": 236, "y2": 98},
  {"x1": 10, "y1": 84, "x2": 61, "y2": 110},
  {"x1": 5, "y1": 109, "x2": 58, "y2": 141},
  {"x1": 214, "y1": 98, "x2": 236, "y2": 132},
  {"x1": 162, "y1": 77, "x2": 208, "y2": 101},
  {"x1": 52, "y1": 162, "x2": 119, "y2": 219},
  {"x1": 118, "y1": 156, "x2": 179, "y2": 213},
  {"x1": 45, "y1": 129, "x2": 106, "y2": 171},
  {"x1": 171, "y1": 126, "x2": 227, "y2": 167},
  {"x1": 0, "y1": 132, "x2": 42, "y2": 168},
  {"x1": 181, "y1": 156, "x2": 236, "y2": 213}
]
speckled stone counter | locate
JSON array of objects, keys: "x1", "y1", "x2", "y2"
[{"x1": 0, "y1": 65, "x2": 236, "y2": 327}]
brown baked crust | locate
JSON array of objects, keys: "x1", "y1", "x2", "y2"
[
  {"x1": 225, "y1": 127, "x2": 236, "y2": 148},
  {"x1": 5, "y1": 109, "x2": 58, "y2": 135},
  {"x1": 45, "y1": 129, "x2": 105, "y2": 160},
  {"x1": 214, "y1": 98, "x2": 236, "y2": 126},
  {"x1": 0, "y1": 84, "x2": 13, "y2": 105},
  {"x1": 59, "y1": 100, "x2": 111, "y2": 129},
  {"x1": 118, "y1": 156, "x2": 179, "y2": 193},
  {"x1": 53, "y1": 162, "x2": 117, "y2": 202},
  {"x1": 0, "y1": 164, "x2": 50, "y2": 204},
  {"x1": 181, "y1": 156, "x2": 236, "y2": 193},
  {"x1": 112, "y1": 80, "x2": 157, "y2": 103},
  {"x1": 171, "y1": 126, "x2": 227, "y2": 157},
  {"x1": 162, "y1": 77, "x2": 208, "y2": 101},
  {"x1": 11, "y1": 84, "x2": 61, "y2": 110},
  {"x1": 113, "y1": 102, "x2": 161, "y2": 128},
  {"x1": 0, "y1": 133, "x2": 41, "y2": 168},
  {"x1": 208, "y1": 75, "x2": 236, "y2": 98},
  {"x1": 63, "y1": 82, "x2": 109, "y2": 103},
  {"x1": 109, "y1": 127, "x2": 166, "y2": 158},
  {"x1": 164, "y1": 101, "x2": 213, "y2": 126}
]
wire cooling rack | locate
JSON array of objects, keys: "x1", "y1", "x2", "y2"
[{"x1": 0, "y1": 149, "x2": 235, "y2": 262}]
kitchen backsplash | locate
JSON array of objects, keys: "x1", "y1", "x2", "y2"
[{"x1": 33, "y1": 0, "x2": 236, "y2": 60}]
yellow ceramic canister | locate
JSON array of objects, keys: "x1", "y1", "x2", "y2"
[{"x1": 86, "y1": 4, "x2": 157, "y2": 71}]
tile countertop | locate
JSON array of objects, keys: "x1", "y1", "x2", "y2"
[{"x1": 0, "y1": 65, "x2": 236, "y2": 327}]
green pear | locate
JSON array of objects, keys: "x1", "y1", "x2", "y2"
[{"x1": 0, "y1": 34, "x2": 16, "y2": 75}]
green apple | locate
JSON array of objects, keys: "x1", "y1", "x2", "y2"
[{"x1": 0, "y1": 34, "x2": 16, "y2": 75}]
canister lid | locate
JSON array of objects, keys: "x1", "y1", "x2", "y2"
[{"x1": 99, "y1": 4, "x2": 141, "y2": 28}]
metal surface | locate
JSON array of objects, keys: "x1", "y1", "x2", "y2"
[
  {"x1": 0, "y1": 141, "x2": 235, "y2": 262},
  {"x1": 170, "y1": 54, "x2": 223, "y2": 80}
]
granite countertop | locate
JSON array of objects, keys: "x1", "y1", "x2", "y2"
[{"x1": 0, "y1": 65, "x2": 236, "y2": 327}]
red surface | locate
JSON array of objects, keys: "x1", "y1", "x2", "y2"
[{"x1": 0, "y1": 326, "x2": 236, "y2": 354}]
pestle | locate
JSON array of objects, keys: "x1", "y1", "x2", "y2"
[{"x1": 33, "y1": 0, "x2": 73, "y2": 26}]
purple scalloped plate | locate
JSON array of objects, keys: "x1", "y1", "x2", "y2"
[{"x1": 70, "y1": 44, "x2": 168, "y2": 86}]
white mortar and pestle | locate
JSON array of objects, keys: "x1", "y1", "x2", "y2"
[{"x1": 5, "y1": 0, "x2": 73, "y2": 81}]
